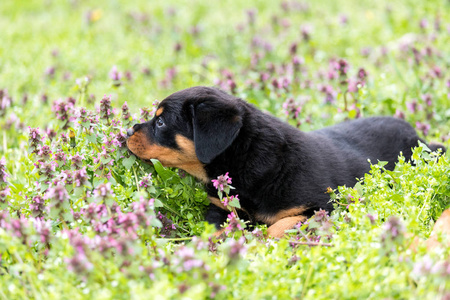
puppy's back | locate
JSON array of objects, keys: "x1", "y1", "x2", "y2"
[{"x1": 312, "y1": 117, "x2": 421, "y2": 170}]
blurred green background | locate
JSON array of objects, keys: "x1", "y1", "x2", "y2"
[{"x1": 1, "y1": 0, "x2": 448, "y2": 125}]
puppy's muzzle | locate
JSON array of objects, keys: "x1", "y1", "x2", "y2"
[{"x1": 126, "y1": 128, "x2": 135, "y2": 137}]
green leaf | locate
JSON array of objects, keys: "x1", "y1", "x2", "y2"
[
  {"x1": 81, "y1": 121, "x2": 90, "y2": 129},
  {"x1": 154, "y1": 199, "x2": 164, "y2": 208},
  {"x1": 229, "y1": 197, "x2": 241, "y2": 209},
  {"x1": 93, "y1": 177, "x2": 105, "y2": 188},
  {"x1": 151, "y1": 218, "x2": 162, "y2": 228},
  {"x1": 354, "y1": 182, "x2": 363, "y2": 196},
  {"x1": 86, "y1": 133, "x2": 98, "y2": 144},
  {"x1": 377, "y1": 161, "x2": 388, "y2": 168},
  {"x1": 62, "y1": 211, "x2": 74, "y2": 222},
  {"x1": 151, "y1": 159, "x2": 176, "y2": 181},
  {"x1": 147, "y1": 186, "x2": 156, "y2": 194},
  {"x1": 101, "y1": 156, "x2": 112, "y2": 165},
  {"x1": 122, "y1": 155, "x2": 136, "y2": 170}
]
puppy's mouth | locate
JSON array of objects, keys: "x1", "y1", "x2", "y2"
[
  {"x1": 141, "y1": 157, "x2": 153, "y2": 164},
  {"x1": 126, "y1": 134, "x2": 154, "y2": 165}
]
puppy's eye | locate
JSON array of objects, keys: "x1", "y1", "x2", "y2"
[{"x1": 156, "y1": 117, "x2": 165, "y2": 127}]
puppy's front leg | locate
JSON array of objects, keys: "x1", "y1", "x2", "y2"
[
  {"x1": 205, "y1": 202, "x2": 229, "y2": 231},
  {"x1": 267, "y1": 216, "x2": 306, "y2": 238}
]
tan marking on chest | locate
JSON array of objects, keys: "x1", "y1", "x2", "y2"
[
  {"x1": 255, "y1": 206, "x2": 308, "y2": 226},
  {"x1": 174, "y1": 135, "x2": 208, "y2": 182}
]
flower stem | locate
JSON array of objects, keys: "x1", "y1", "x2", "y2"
[
  {"x1": 157, "y1": 237, "x2": 193, "y2": 242},
  {"x1": 132, "y1": 166, "x2": 140, "y2": 192},
  {"x1": 288, "y1": 240, "x2": 333, "y2": 247}
]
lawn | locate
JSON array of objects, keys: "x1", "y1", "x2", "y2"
[{"x1": 0, "y1": 0, "x2": 449, "y2": 299}]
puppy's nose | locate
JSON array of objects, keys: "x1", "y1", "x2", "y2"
[{"x1": 127, "y1": 128, "x2": 135, "y2": 137}]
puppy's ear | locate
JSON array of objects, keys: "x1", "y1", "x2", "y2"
[{"x1": 190, "y1": 100, "x2": 243, "y2": 164}]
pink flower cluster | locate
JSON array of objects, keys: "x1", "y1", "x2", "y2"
[
  {"x1": 211, "y1": 172, "x2": 232, "y2": 192},
  {"x1": 52, "y1": 97, "x2": 76, "y2": 126}
]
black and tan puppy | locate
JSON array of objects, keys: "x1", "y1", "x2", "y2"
[{"x1": 126, "y1": 86, "x2": 445, "y2": 238}]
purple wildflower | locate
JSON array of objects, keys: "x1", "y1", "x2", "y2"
[
  {"x1": 93, "y1": 183, "x2": 114, "y2": 205},
  {"x1": 41, "y1": 93, "x2": 48, "y2": 104},
  {"x1": 360, "y1": 47, "x2": 372, "y2": 57},
  {"x1": 124, "y1": 70, "x2": 133, "y2": 81},
  {"x1": 173, "y1": 246, "x2": 208, "y2": 272},
  {"x1": 283, "y1": 98, "x2": 302, "y2": 122},
  {"x1": 394, "y1": 109, "x2": 405, "y2": 120},
  {"x1": 319, "y1": 84, "x2": 337, "y2": 104},
  {"x1": 73, "y1": 167, "x2": 88, "y2": 187},
  {"x1": 174, "y1": 42, "x2": 183, "y2": 53},
  {"x1": 57, "y1": 170, "x2": 74, "y2": 186},
  {"x1": 114, "y1": 130, "x2": 127, "y2": 148},
  {"x1": 292, "y1": 56, "x2": 304, "y2": 72},
  {"x1": 0, "y1": 89, "x2": 12, "y2": 116},
  {"x1": 11, "y1": 218, "x2": 30, "y2": 245},
  {"x1": 30, "y1": 195, "x2": 46, "y2": 218},
  {"x1": 99, "y1": 94, "x2": 113, "y2": 124},
  {"x1": 70, "y1": 153, "x2": 85, "y2": 170},
  {"x1": 78, "y1": 107, "x2": 89, "y2": 125},
  {"x1": 45, "y1": 184, "x2": 69, "y2": 203},
  {"x1": 45, "y1": 66, "x2": 55, "y2": 78},
  {"x1": 109, "y1": 65, "x2": 122, "y2": 86},
  {"x1": 347, "y1": 79, "x2": 359, "y2": 93},
  {"x1": 228, "y1": 236, "x2": 247, "y2": 260},
  {"x1": 300, "y1": 24, "x2": 312, "y2": 41},
  {"x1": 421, "y1": 94, "x2": 432, "y2": 107},
  {"x1": 212, "y1": 172, "x2": 232, "y2": 192},
  {"x1": 381, "y1": 215, "x2": 405, "y2": 243},
  {"x1": 34, "y1": 218, "x2": 52, "y2": 245},
  {"x1": 29, "y1": 127, "x2": 43, "y2": 153},
  {"x1": 412, "y1": 256, "x2": 434, "y2": 276},
  {"x1": 122, "y1": 101, "x2": 131, "y2": 126},
  {"x1": 366, "y1": 214, "x2": 377, "y2": 225},
  {"x1": 0, "y1": 187, "x2": 10, "y2": 205},
  {"x1": 430, "y1": 66, "x2": 442, "y2": 78},
  {"x1": 94, "y1": 146, "x2": 113, "y2": 168},
  {"x1": 53, "y1": 149, "x2": 67, "y2": 165},
  {"x1": 289, "y1": 43, "x2": 298, "y2": 56},
  {"x1": 66, "y1": 250, "x2": 93, "y2": 275},
  {"x1": 82, "y1": 203, "x2": 108, "y2": 222},
  {"x1": 142, "y1": 67, "x2": 152, "y2": 76},
  {"x1": 416, "y1": 122, "x2": 430, "y2": 136},
  {"x1": 246, "y1": 8, "x2": 257, "y2": 26},
  {"x1": 46, "y1": 128, "x2": 57, "y2": 140},
  {"x1": 419, "y1": 18, "x2": 428, "y2": 30},
  {"x1": 38, "y1": 160, "x2": 57, "y2": 180},
  {"x1": 406, "y1": 99, "x2": 422, "y2": 113},
  {"x1": 306, "y1": 209, "x2": 334, "y2": 238},
  {"x1": 37, "y1": 145, "x2": 52, "y2": 160},
  {"x1": 0, "y1": 157, "x2": 8, "y2": 185},
  {"x1": 357, "y1": 68, "x2": 368, "y2": 82},
  {"x1": 52, "y1": 98, "x2": 75, "y2": 129},
  {"x1": 117, "y1": 213, "x2": 139, "y2": 237},
  {"x1": 139, "y1": 173, "x2": 153, "y2": 188},
  {"x1": 140, "y1": 107, "x2": 153, "y2": 122},
  {"x1": 224, "y1": 211, "x2": 245, "y2": 235},
  {"x1": 337, "y1": 59, "x2": 349, "y2": 77}
]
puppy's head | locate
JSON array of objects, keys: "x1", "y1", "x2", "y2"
[{"x1": 126, "y1": 86, "x2": 243, "y2": 181}]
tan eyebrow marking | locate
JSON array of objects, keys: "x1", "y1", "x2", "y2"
[{"x1": 156, "y1": 107, "x2": 164, "y2": 117}]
